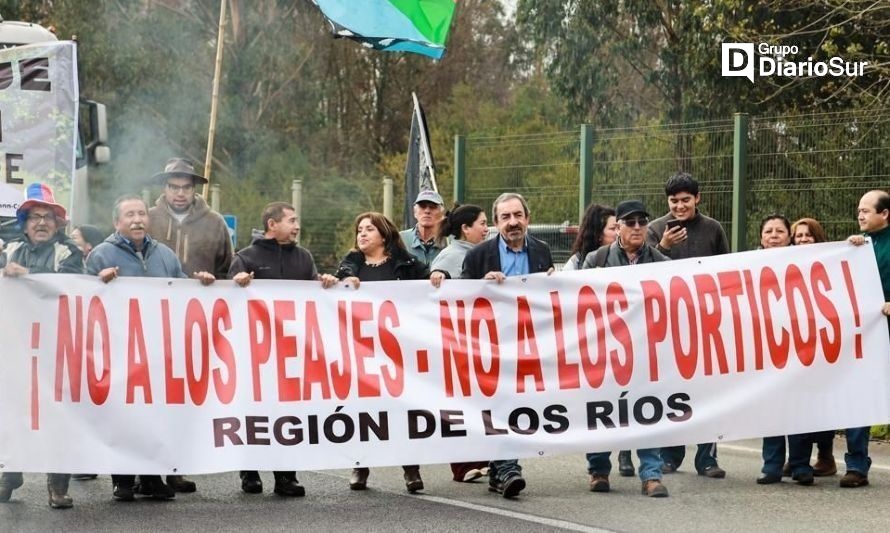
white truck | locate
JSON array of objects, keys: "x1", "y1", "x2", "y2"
[{"x1": 0, "y1": 17, "x2": 110, "y2": 242}]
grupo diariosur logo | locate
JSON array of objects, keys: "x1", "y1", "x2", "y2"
[{"x1": 721, "y1": 43, "x2": 868, "y2": 83}]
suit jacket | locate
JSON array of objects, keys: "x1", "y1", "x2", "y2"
[{"x1": 461, "y1": 234, "x2": 553, "y2": 279}]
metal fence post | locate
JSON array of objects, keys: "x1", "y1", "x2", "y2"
[
  {"x1": 454, "y1": 135, "x2": 466, "y2": 204},
  {"x1": 731, "y1": 113, "x2": 749, "y2": 252},
  {"x1": 579, "y1": 124, "x2": 593, "y2": 222},
  {"x1": 292, "y1": 178, "x2": 303, "y2": 245},
  {"x1": 210, "y1": 184, "x2": 221, "y2": 212},
  {"x1": 382, "y1": 177, "x2": 393, "y2": 220}
]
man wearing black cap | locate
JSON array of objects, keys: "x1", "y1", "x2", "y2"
[
  {"x1": 148, "y1": 157, "x2": 231, "y2": 493},
  {"x1": 582, "y1": 199, "x2": 672, "y2": 498},
  {"x1": 399, "y1": 190, "x2": 447, "y2": 266}
]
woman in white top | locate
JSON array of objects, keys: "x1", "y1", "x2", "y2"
[
  {"x1": 564, "y1": 203, "x2": 618, "y2": 270},
  {"x1": 429, "y1": 204, "x2": 488, "y2": 284}
]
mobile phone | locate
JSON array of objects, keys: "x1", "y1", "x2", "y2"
[{"x1": 666, "y1": 219, "x2": 684, "y2": 231}]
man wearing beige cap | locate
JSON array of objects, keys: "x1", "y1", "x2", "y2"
[{"x1": 399, "y1": 189, "x2": 447, "y2": 266}]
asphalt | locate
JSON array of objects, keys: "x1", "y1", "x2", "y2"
[{"x1": 3, "y1": 436, "x2": 890, "y2": 533}]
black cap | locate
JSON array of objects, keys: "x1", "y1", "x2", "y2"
[{"x1": 615, "y1": 199, "x2": 649, "y2": 220}]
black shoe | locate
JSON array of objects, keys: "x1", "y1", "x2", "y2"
[
  {"x1": 756, "y1": 473, "x2": 782, "y2": 485},
  {"x1": 72, "y1": 474, "x2": 98, "y2": 481},
  {"x1": 273, "y1": 477, "x2": 306, "y2": 497},
  {"x1": 240, "y1": 471, "x2": 263, "y2": 494},
  {"x1": 792, "y1": 471, "x2": 815, "y2": 485},
  {"x1": 661, "y1": 461, "x2": 677, "y2": 474},
  {"x1": 699, "y1": 465, "x2": 726, "y2": 479},
  {"x1": 349, "y1": 468, "x2": 369, "y2": 490},
  {"x1": 166, "y1": 475, "x2": 197, "y2": 493},
  {"x1": 403, "y1": 466, "x2": 424, "y2": 493},
  {"x1": 113, "y1": 483, "x2": 136, "y2": 502},
  {"x1": 140, "y1": 476, "x2": 175, "y2": 500},
  {"x1": 489, "y1": 473, "x2": 526, "y2": 498},
  {"x1": 617, "y1": 450, "x2": 635, "y2": 477}
]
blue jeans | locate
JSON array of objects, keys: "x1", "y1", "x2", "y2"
[
  {"x1": 586, "y1": 449, "x2": 663, "y2": 482},
  {"x1": 844, "y1": 426, "x2": 871, "y2": 474},
  {"x1": 660, "y1": 443, "x2": 719, "y2": 473},
  {"x1": 761, "y1": 436, "x2": 786, "y2": 476},
  {"x1": 787, "y1": 431, "x2": 834, "y2": 476},
  {"x1": 489, "y1": 459, "x2": 521, "y2": 483}
]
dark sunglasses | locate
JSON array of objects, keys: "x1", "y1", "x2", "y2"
[{"x1": 621, "y1": 217, "x2": 649, "y2": 227}]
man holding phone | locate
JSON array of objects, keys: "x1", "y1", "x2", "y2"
[{"x1": 646, "y1": 172, "x2": 730, "y2": 479}]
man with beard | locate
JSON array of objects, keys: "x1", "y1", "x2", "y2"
[
  {"x1": 399, "y1": 190, "x2": 447, "y2": 266},
  {"x1": 0, "y1": 183, "x2": 83, "y2": 509},
  {"x1": 87, "y1": 194, "x2": 215, "y2": 502},
  {"x1": 147, "y1": 158, "x2": 231, "y2": 493},
  {"x1": 229, "y1": 201, "x2": 337, "y2": 497},
  {"x1": 461, "y1": 192, "x2": 554, "y2": 499}
]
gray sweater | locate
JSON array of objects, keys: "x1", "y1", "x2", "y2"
[{"x1": 430, "y1": 239, "x2": 475, "y2": 278}]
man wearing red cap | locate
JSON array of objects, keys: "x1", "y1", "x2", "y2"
[{"x1": 0, "y1": 182, "x2": 83, "y2": 509}]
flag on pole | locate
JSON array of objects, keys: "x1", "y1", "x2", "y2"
[
  {"x1": 312, "y1": 0, "x2": 457, "y2": 60},
  {"x1": 404, "y1": 92, "x2": 438, "y2": 227}
]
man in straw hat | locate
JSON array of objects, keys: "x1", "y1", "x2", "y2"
[{"x1": 0, "y1": 182, "x2": 83, "y2": 509}]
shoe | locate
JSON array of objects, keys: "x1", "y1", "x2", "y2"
[
  {"x1": 699, "y1": 465, "x2": 726, "y2": 479},
  {"x1": 403, "y1": 466, "x2": 424, "y2": 493},
  {"x1": 792, "y1": 471, "x2": 815, "y2": 485},
  {"x1": 273, "y1": 475, "x2": 306, "y2": 497},
  {"x1": 839, "y1": 471, "x2": 869, "y2": 488},
  {"x1": 641, "y1": 479, "x2": 669, "y2": 497},
  {"x1": 240, "y1": 471, "x2": 263, "y2": 494},
  {"x1": 166, "y1": 475, "x2": 197, "y2": 493},
  {"x1": 488, "y1": 473, "x2": 526, "y2": 498},
  {"x1": 588, "y1": 474, "x2": 610, "y2": 493},
  {"x1": 813, "y1": 454, "x2": 837, "y2": 477},
  {"x1": 480, "y1": 467, "x2": 490, "y2": 477},
  {"x1": 349, "y1": 468, "x2": 369, "y2": 490},
  {"x1": 140, "y1": 476, "x2": 175, "y2": 500},
  {"x1": 617, "y1": 450, "x2": 635, "y2": 477},
  {"x1": 72, "y1": 474, "x2": 97, "y2": 481},
  {"x1": 0, "y1": 472, "x2": 24, "y2": 503},
  {"x1": 756, "y1": 473, "x2": 782, "y2": 485},
  {"x1": 661, "y1": 461, "x2": 677, "y2": 474},
  {"x1": 782, "y1": 462, "x2": 791, "y2": 477},
  {"x1": 113, "y1": 483, "x2": 136, "y2": 502},
  {"x1": 462, "y1": 468, "x2": 485, "y2": 482},
  {"x1": 47, "y1": 475, "x2": 73, "y2": 509}
]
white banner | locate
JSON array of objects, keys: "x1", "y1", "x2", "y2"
[
  {"x1": 0, "y1": 242, "x2": 888, "y2": 474},
  {"x1": 0, "y1": 41, "x2": 78, "y2": 217}
]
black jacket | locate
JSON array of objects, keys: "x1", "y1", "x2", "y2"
[
  {"x1": 228, "y1": 237, "x2": 318, "y2": 281},
  {"x1": 461, "y1": 234, "x2": 553, "y2": 279},
  {"x1": 335, "y1": 248, "x2": 429, "y2": 281}
]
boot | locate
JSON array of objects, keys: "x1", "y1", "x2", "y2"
[
  {"x1": 166, "y1": 475, "x2": 197, "y2": 493},
  {"x1": 273, "y1": 471, "x2": 305, "y2": 497},
  {"x1": 47, "y1": 474, "x2": 73, "y2": 509},
  {"x1": 813, "y1": 445, "x2": 837, "y2": 477},
  {"x1": 0, "y1": 472, "x2": 24, "y2": 503},
  {"x1": 403, "y1": 465, "x2": 423, "y2": 493},
  {"x1": 618, "y1": 450, "x2": 635, "y2": 477},
  {"x1": 349, "y1": 468, "x2": 370, "y2": 490}
]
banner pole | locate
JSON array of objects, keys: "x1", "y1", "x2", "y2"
[{"x1": 203, "y1": 0, "x2": 228, "y2": 198}]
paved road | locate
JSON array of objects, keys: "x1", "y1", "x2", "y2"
[{"x1": 3, "y1": 436, "x2": 889, "y2": 533}]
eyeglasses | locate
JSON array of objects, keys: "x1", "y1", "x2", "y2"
[
  {"x1": 621, "y1": 217, "x2": 649, "y2": 227},
  {"x1": 27, "y1": 213, "x2": 56, "y2": 223},
  {"x1": 166, "y1": 183, "x2": 194, "y2": 193}
]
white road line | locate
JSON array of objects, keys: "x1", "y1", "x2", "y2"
[
  {"x1": 313, "y1": 471, "x2": 614, "y2": 533},
  {"x1": 720, "y1": 442, "x2": 890, "y2": 471}
]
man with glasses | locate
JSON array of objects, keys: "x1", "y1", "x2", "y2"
[
  {"x1": 0, "y1": 183, "x2": 83, "y2": 509},
  {"x1": 647, "y1": 172, "x2": 729, "y2": 480},
  {"x1": 582, "y1": 199, "x2": 671, "y2": 498},
  {"x1": 147, "y1": 158, "x2": 232, "y2": 494}
]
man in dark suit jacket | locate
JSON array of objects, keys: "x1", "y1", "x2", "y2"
[{"x1": 461, "y1": 192, "x2": 554, "y2": 499}]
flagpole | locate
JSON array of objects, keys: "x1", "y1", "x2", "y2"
[{"x1": 203, "y1": 0, "x2": 228, "y2": 198}]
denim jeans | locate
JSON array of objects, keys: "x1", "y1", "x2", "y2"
[
  {"x1": 587, "y1": 449, "x2": 663, "y2": 481},
  {"x1": 761, "y1": 436, "x2": 786, "y2": 475},
  {"x1": 489, "y1": 459, "x2": 521, "y2": 483},
  {"x1": 844, "y1": 426, "x2": 871, "y2": 474},
  {"x1": 660, "y1": 443, "x2": 719, "y2": 473},
  {"x1": 787, "y1": 431, "x2": 834, "y2": 476}
]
